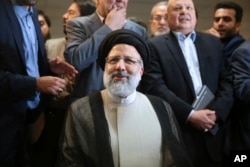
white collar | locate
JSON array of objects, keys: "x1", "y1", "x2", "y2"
[
  {"x1": 107, "y1": 90, "x2": 136, "y2": 104},
  {"x1": 172, "y1": 30, "x2": 196, "y2": 42},
  {"x1": 96, "y1": 11, "x2": 105, "y2": 23}
]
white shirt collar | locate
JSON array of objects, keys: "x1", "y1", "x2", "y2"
[
  {"x1": 172, "y1": 31, "x2": 196, "y2": 42},
  {"x1": 96, "y1": 11, "x2": 105, "y2": 23},
  {"x1": 107, "y1": 90, "x2": 137, "y2": 104}
]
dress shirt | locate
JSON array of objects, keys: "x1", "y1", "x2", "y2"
[
  {"x1": 173, "y1": 31, "x2": 203, "y2": 120},
  {"x1": 173, "y1": 31, "x2": 202, "y2": 95},
  {"x1": 13, "y1": 5, "x2": 40, "y2": 109}
]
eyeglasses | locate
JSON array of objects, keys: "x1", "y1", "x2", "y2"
[
  {"x1": 152, "y1": 15, "x2": 167, "y2": 22},
  {"x1": 105, "y1": 56, "x2": 142, "y2": 66}
]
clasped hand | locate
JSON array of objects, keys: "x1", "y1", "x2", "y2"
[{"x1": 188, "y1": 109, "x2": 217, "y2": 132}]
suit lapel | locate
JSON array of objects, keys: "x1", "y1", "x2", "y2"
[
  {"x1": 89, "y1": 13, "x2": 104, "y2": 34},
  {"x1": 32, "y1": 7, "x2": 44, "y2": 56},
  {"x1": 5, "y1": 0, "x2": 26, "y2": 65},
  {"x1": 194, "y1": 33, "x2": 207, "y2": 85},
  {"x1": 32, "y1": 7, "x2": 49, "y2": 75},
  {"x1": 166, "y1": 33, "x2": 196, "y2": 95}
]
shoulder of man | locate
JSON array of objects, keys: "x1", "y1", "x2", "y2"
[
  {"x1": 69, "y1": 12, "x2": 96, "y2": 24},
  {"x1": 125, "y1": 19, "x2": 148, "y2": 38},
  {"x1": 195, "y1": 31, "x2": 221, "y2": 41}
]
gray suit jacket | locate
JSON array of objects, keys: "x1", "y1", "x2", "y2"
[{"x1": 64, "y1": 12, "x2": 147, "y2": 100}]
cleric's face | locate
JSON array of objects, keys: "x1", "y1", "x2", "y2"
[{"x1": 103, "y1": 44, "x2": 143, "y2": 97}]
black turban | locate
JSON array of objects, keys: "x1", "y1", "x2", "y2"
[{"x1": 98, "y1": 29, "x2": 150, "y2": 70}]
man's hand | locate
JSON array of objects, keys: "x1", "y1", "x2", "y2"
[
  {"x1": 36, "y1": 76, "x2": 67, "y2": 96},
  {"x1": 188, "y1": 109, "x2": 216, "y2": 131},
  {"x1": 205, "y1": 27, "x2": 220, "y2": 38},
  {"x1": 104, "y1": 5, "x2": 126, "y2": 30},
  {"x1": 49, "y1": 57, "x2": 78, "y2": 80}
]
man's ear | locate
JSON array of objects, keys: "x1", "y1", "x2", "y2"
[
  {"x1": 140, "y1": 67, "x2": 144, "y2": 76},
  {"x1": 235, "y1": 22, "x2": 241, "y2": 34},
  {"x1": 94, "y1": 0, "x2": 98, "y2": 5}
]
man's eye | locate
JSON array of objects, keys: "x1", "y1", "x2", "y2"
[
  {"x1": 186, "y1": 6, "x2": 193, "y2": 10},
  {"x1": 68, "y1": 10, "x2": 75, "y2": 15},
  {"x1": 223, "y1": 17, "x2": 232, "y2": 22},
  {"x1": 39, "y1": 21, "x2": 45, "y2": 26},
  {"x1": 214, "y1": 18, "x2": 220, "y2": 22},
  {"x1": 124, "y1": 58, "x2": 136, "y2": 64},
  {"x1": 174, "y1": 6, "x2": 182, "y2": 11},
  {"x1": 109, "y1": 58, "x2": 119, "y2": 64}
]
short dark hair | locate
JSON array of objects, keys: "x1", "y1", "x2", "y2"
[
  {"x1": 214, "y1": 1, "x2": 243, "y2": 22},
  {"x1": 74, "y1": 0, "x2": 96, "y2": 16}
]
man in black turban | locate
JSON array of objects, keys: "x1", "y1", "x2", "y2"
[
  {"x1": 98, "y1": 29, "x2": 150, "y2": 70},
  {"x1": 59, "y1": 29, "x2": 192, "y2": 167}
]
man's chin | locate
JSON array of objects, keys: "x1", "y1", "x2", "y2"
[{"x1": 29, "y1": 0, "x2": 37, "y2": 6}]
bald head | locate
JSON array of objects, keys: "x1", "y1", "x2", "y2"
[{"x1": 167, "y1": 0, "x2": 196, "y2": 35}]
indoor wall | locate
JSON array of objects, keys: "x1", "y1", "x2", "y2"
[{"x1": 36, "y1": 0, "x2": 250, "y2": 39}]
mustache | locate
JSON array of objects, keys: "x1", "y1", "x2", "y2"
[{"x1": 111, "y1": 71, "x2": 129, "y2": 78}]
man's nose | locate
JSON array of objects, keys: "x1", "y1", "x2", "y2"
[
  {"x1": 160, "y1": 17, "x2": 167, "y2": 24},
  {"x1": 115, "y1": 59, "x2": 126, "y2": 70}
]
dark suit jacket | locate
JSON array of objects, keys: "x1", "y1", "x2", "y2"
[
  {"x1": 222, "y1": 34, "x2": 245, "y2": 70},
  {"x1": 230, "y1": 40, "x2": 250, "y2": 150},
  {"x1": 64, "y1": 12, "x2": 147, "y2": 101},
  {"x1": 140, "y1": 32, "x2": 234, "y2": 163},
  {"x1": 0, "y1": 0, "x2": 50, "y2": 166}
]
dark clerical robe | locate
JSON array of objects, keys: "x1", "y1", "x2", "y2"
[{"x1": 58, "y1": 90, "x2": 192, "y2": 167}]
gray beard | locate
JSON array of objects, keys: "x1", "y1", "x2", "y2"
[{"x1": 103, "y1": 71, "x2": 141, "y2": 97}]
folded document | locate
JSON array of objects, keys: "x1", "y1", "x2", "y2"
[
  {"x1": 192, "y1": 85, "x2": 214, "y2": 110},
  {"x1": 192, "y1": 85, "x2": 218, "y2": 135}
]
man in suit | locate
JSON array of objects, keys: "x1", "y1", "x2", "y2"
[
  {"x1": 230, "y1": 40, "x2": 250, "y2": 151},
  {"x1": 206, "y1": 1, "x2": 245, "y2": 70},
  {"x1": 29, "y1": 2, "x2": 96, "y2": 166},
  {"x1": 140, "y1": 0, "x2": 234, "y2": 166},
  {"x1": 64, "y1": 0, "x2": 147, "y2": 101},
  {"x1": 0, "y1": 0, "x2": 77, "y2": 166}
]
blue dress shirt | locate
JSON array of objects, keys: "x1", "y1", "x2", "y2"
[{"x1": 13, "y1": 5, "x2": 40, "y2": 109}]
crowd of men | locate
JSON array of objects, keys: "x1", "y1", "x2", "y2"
[{"x1": 0, "y1": 0, "x2": 249, "y2": 167}]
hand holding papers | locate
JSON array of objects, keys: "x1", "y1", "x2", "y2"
[
  {"x1": 192, "y1": 86, "x2": 219, "y2": 135},
  {"x1": 192, "y1": 85, "x2": 214, "y2": 110}
]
